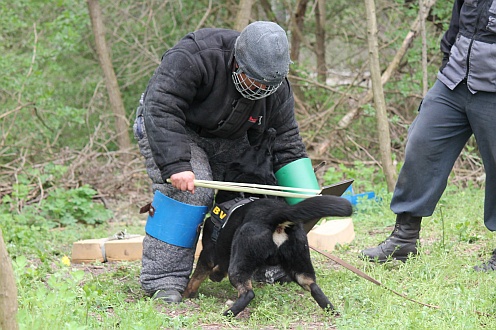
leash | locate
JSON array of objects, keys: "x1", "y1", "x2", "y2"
[{"x1": 309, "y1": 245, "x2": 440, "y2": 309}]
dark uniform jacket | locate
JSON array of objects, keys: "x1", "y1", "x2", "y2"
[
  {"x1": 141, "y1": 28, "x2": 307, "y2": 181},
  {"x1": 438, "y1": 0, "x2": 496, "y2": 93}
]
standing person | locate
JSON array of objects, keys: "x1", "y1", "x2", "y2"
[
  {"x1": 133, "y1": 21, "x2": 320, "y2": 303},
  {"x1": 360, "y1": 0, "x2": 496, "y2": 270}
]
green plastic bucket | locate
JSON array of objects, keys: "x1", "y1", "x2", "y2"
[{"x1": 275, "y1": 158, "x2": 320, "y2": 205}]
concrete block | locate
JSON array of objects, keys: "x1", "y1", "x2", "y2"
[
  {"x1": 71, "y1": 238, "x2": 107, "y2": 264},
  {"x1": 307, "y1": 217, "x2": 355, "y2": 252},
  {"x1": 105, "y1": 236, "x2": 144, "y2": 262},
  {"x1": 71, "y1": 235, "x2": 203, "y2": 263}
]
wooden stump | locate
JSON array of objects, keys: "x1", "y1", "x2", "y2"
[{"x1": 0, "y1": 228, "x2": 19, "y2": 330}]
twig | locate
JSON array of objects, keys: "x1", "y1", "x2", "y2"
[
  {"x1": 17, "y1": 23, "x2": 38, "y2": 103},
  {"x1": 310, "y1": 246, "x2": 440, "y2": 309},
  {"x1": 195, "y1": 0, "x2": 213, "y2": 31}
]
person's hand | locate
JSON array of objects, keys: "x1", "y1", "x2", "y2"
[{"x1": 169, "y1": 171, "x2": 196, "y2": 193}]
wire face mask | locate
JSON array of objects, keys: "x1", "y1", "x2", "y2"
[{"x1": 232, "y1": 67, "x2": 282, "y2": 100}]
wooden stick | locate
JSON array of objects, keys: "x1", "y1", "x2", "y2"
[
  {"x1": 193, "y1": 181, "x2": 316, "y2": 199},
  {"x1": 194, "y1": 179, "x2": 322, "y2": 194},
  {"x1": 166, "y1": 179, "x2": 318, "y2": 199}
]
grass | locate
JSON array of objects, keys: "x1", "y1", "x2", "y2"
[{"x1": 3, "y1": 183, "x2": 496, "y2": 329}]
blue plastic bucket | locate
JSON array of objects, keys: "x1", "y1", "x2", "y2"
[
  {"x1": 145, "y1": 191, "x2": 208, "y2": 248},
  {"x1": 342, "y1": 184, "x2": 376, "y2": 205}
]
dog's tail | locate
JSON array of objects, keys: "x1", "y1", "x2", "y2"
[{"x1": 273, "y1": 195, "x2": 353, "y2": 226}]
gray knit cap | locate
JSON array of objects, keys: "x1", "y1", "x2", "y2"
[{"x1": 234, "y1": 21, "x2": 291, "y2": 86}]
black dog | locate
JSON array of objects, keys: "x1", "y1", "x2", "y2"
[{"x1": 183, "y1": 129, "x2": 353, "y2": 317}]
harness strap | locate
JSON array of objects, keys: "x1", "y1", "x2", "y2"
[{"x1": 210, "y1": 197, "x2": 258, "y2": 242}]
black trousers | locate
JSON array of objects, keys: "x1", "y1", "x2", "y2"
[{"x1": 391, "y1": 79, "x2": 496, "y2": 230}]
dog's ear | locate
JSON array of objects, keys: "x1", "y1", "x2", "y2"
[
  {"x1": 253, "y1": 128, "x2": 276, "y2": 165},
  {"x1": 264, "y1": 128, "x2": 276, "y2": 156}
]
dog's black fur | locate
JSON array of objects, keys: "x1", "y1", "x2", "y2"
[{"x1": 183, "y1": 129, "x2": 353, "y2": 317}]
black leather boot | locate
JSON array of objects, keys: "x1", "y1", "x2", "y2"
[
  {"x1": 474, "y1": 249, "x2": 496, "y2": 272},
  {"x1": 152, "y1": 289, "x2": 182, "y2": 303},
  {"x1": 360, "y1": 213, "x2": 422, "y2": 263}
]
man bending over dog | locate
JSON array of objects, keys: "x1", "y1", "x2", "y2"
[{"x1": 133, "y1": 21, "x2": 322, "y2": 303}]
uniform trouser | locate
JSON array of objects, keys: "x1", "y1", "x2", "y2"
[
  {"x1": 391, "y1": 79, "x2": 496, "y2": 230},
  {"x1": 133, "y1": 106, "x2": 250, "y2": 294}
]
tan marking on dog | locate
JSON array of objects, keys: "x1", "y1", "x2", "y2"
[
  {"x1": 295, "y1": 273, "x2": 315, "y2": 291},
  {"x1": 272, "y1": 221, "x2": 292, "y2": 247},
  {"x1": 236, "y1": 280, "x2": 253, "y2": 296},
  {"x1": 184, "y1": 269, "x2": 211, "y2": 297}
]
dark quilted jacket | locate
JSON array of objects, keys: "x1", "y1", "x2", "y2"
[
  {"x1": 438, "y1": 0, "x2": 496, "y2": 92},
  {"x1": 142, "y1": 28, "x2": 307, "y2": 181}
]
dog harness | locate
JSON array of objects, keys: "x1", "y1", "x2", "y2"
[{"x1": 209, "y1": 197, "x2": 258, "y2": 242}]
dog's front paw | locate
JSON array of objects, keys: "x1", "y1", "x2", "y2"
[
  {"x1": 325, "y1": 306, "x2": 340, "y2": 318},
  {"x1": 182, "y1": 288, "x2": 197, "y2": 298}
]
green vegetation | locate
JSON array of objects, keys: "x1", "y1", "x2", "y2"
[{"x1": 2, "y1": 172, "x2": 494, "y2": 329}]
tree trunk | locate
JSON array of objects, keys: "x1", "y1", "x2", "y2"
[
  {"x1": 288, "y1": 0, "x2": 310, "y2": 112},
  {"x1": 0, "y1": 229, "x2": 18, "y2": 330},
  {"x1": 259, "y1": 0, "x2": 278, "y2": 23},
  {"x1": 364, "y1": 0, "x2": 397, "y2": 191},
  {"x1": 290, "y1": 0, "x2": 310, "y2": 62},
  {"x1": 314, "y1": 0, "x2": 326, "y2": 82},
  {"x1": 234, "y1": 0, "x2": 254, "y2": 31},
  {"x1": 420, "y1": 0, "x2": 429, "y2": 96},
  {"x1": 337, "y1": 0, "x2": 437, "y2": 129},
  {"x1": 87, "y1": 0, "x2": 132, "y2": 162}
]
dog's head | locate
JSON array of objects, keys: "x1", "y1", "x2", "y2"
[{"x1": 218, "y1": 128, "x2": 277, "y2": 202}]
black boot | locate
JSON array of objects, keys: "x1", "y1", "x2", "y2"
[
  {"x1": 152, "y1": 289, "x2": 182, "y2": 303},
  {"x1": 360, "y1": 213, "x2": 422, "y2": 263},
  {"x1": 474, "y1": 249, "x2": 496, "y2": 272}
]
